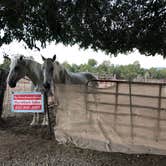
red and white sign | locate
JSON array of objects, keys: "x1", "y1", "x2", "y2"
[{"x1": 11, "y1": 92, "x2": 44, "y2": 113}]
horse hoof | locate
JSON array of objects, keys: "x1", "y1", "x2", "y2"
[
  {"x1": 41, "y1": 122, "x2": 48, "y2": 126},
  {"x1": 30, "y1": 122, "x2": 40, "y2": 126}
]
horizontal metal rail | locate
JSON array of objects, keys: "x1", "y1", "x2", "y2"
[
  {"x1": 87, "y1": 101, "x2": 166, "y2": 111},
  {"x1": 87, "y1": 109, "x2": 166, "y2": 121},
  {"x1": 88, "y1": 79, "x2": 166, "y2": 86},
  {"x1": 87, "y1": 79, "x2": 166, "y2": 141},
  {"x1": 86, "y1": 91, "x2": 166, "y2": 100}
]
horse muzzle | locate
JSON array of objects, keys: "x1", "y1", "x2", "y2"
[
  {"x1": 43, "y1": 82, "x2": 50, "y2": 90},
  {"x1": 8, "y1": 80, "x2": 16, "y2": 88}
]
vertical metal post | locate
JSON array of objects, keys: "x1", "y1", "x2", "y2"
[
  {"x1": 44, "y1": 92, "x2": 52, "y2": 139},
  {"x1": 156, "y1": 84, "x2": 162, "y2": 141},
  {"x1": 114, "y1": 82, "x2": 119, "y2": 131},
  {"x1": 0, "y1": 69, "x2": 3, "y2": 119},
  {"x1": 85, "y1": 81, "x2": 89, "y2": 113},
  {"x1": 0, "y1": 69, "x2": 7, "y2": 121},
  {"x1": 85, "y1": 81, "x2": 92, "y2": 124},
  {"x1": 129, "y1": 81, "x2": 134, "y2": 142}
]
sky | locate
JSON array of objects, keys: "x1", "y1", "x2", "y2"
[{"x1": 0, "y1": 40, "x2": 166, "y2": 69}]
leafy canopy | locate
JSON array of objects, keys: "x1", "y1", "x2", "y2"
[{"x1": 1, "y1": 0, "x2": 166, "y2": 56}]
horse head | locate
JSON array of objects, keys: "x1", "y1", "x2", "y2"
[
  {"x1": 41, "y1": 54, "x2": 56, "y2": 90},
  {"x1": 7, "y1": 55, "x2": 27, "y2": 88}
]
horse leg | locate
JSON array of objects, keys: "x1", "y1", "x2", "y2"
[
  {"x1": 30, "y1": 113, "x2": 40, "y2": 126},
  {"x1": 30, "y1": 113, "x2": 36, "y2": 125},
  {"x1": 41, "y1": 113, "x2": 48, "y2": 126}
]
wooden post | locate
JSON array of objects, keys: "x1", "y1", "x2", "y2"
[{"x1": 44, "y1": 92, "x2": 52, "y2": 139}]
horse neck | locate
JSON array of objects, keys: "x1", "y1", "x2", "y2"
[
  {"x1": 25, "y1": 60, "x2": 43, "y2": 86},
  {"x1": 54, "y1": 63, "x2": 68, "y2": 83}
]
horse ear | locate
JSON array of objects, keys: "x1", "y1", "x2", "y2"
[
  {"x1": 3, "y1": 54, "x2": 11, "y2": 61},
  {"x1": 52, "y1": 54, "x2": 56, "y2": 61},
  {"x1": 41, "y1": 55, "x2": 46, "y2": 61}
]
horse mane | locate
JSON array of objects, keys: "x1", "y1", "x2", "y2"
[{"x1": 54, "y1": 61, "x2": 68, "y2": 83}]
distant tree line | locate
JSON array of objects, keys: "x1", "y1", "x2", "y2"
[
  {"x1": 0, "y1": 56, "x2": 166, "y2": 81},
  {"x1": 62, "y1": 59, "x2": 166, "y2": 81}
]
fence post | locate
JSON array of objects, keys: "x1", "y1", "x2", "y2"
[
  {"x1": 85, "y1": 81, "x2": 93, "y2": 124},
  {"x1": 129, "y1": 81, "x2": 134, "y2": 142},
  {"x1": 114, "y1": 82, "x2": 119, "y2": 131},
  {"x1": 44, "y1": 92, "x2": 52, "y2": 139},
  {"x1": 156, "y1": 84, "x2": 162, "y2": 141},
  {"x1": 0, "y1": 69, "x2": 8, "y2": 122}
]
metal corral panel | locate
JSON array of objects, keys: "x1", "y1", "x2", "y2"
[{"x1": 54, "y1": 81, "x2": 166, "y2": 155}]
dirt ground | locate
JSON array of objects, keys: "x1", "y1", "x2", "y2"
[
  {"x1": 1, "y1": 83, "x2": 166, "y2": 165},
  {"x1": 0, "y1": 115, "x2": 166, "y2": 166}
]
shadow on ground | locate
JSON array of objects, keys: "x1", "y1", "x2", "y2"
[{"x1": 0, "y1": 116, "x2": 166, "y2": 166}]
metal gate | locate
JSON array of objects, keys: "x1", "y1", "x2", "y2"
[{"x1": 54, "y1": 80, "x2": 166, "y2": 154}]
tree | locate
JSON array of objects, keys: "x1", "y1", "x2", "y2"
[
  {"x1": 158, "y1": 69, "x2": 166, "y2": 79},
  {"x1": 0, "y1": 56, "x2": 10, "y2": 70},
  {"x1": 97, "y1": 60, "x2": 111, "y2": 74},
  {"x1": 79, "y1": 64, "x2": 89, "y2": 72},
  {"x1": 149, "y1": 67, "x2": 158, "y2": 78},
  {"x1": 70, "y1": 64, "x2": 80, "y2": 72},
  {"x1": 88, "y1": 59, "x2": 97, "y2": 67},
  {"x1": 62, "y1": 61, "x2": 72, "y2": 71},
  {"x1": 1, "y1": 1, "x2": 166, "y2": 57},
  {"x1": 113, "y1": 66, "x2": 122, "y2": 79}
]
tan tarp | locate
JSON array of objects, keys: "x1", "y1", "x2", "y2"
[{"x1": 54, "y1": 83, "x2": 166, "y2": 155}]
